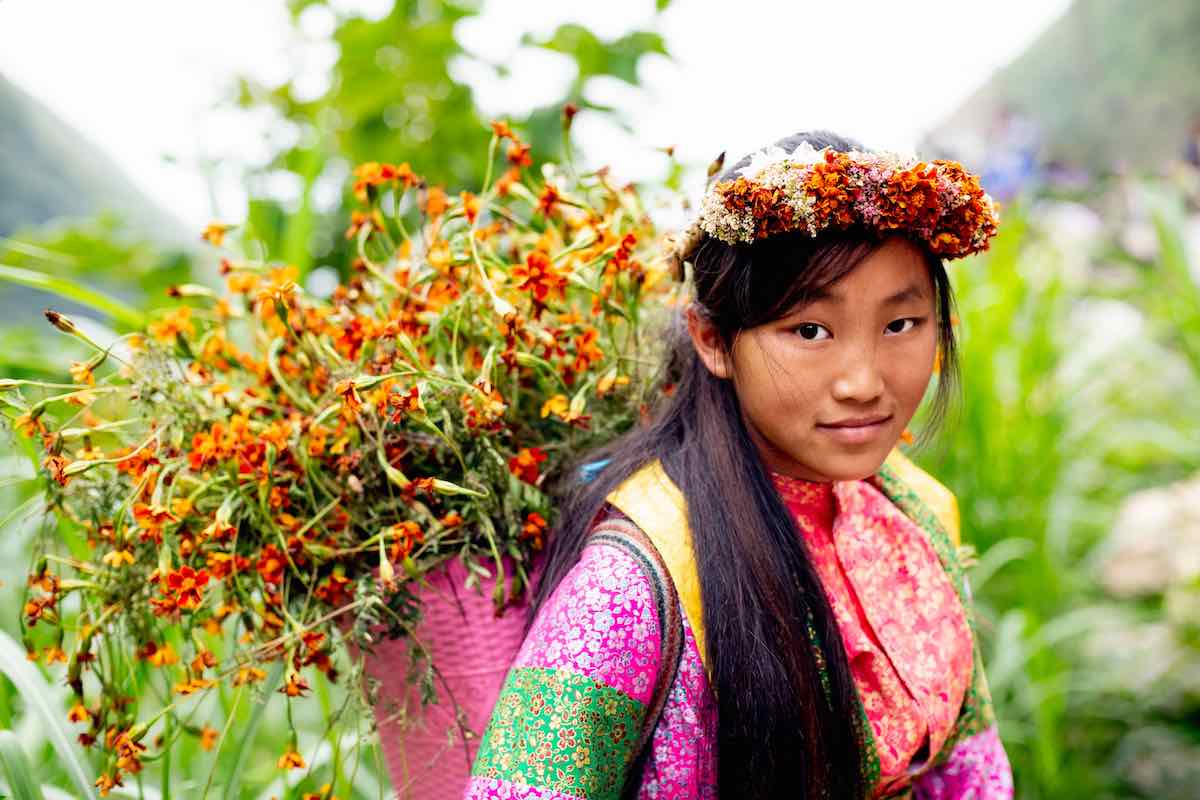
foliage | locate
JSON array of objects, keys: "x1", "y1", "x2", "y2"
[
  {"x1": 237, "y1": 0, "x2": 670, "y2": 279},
  {"x1": 0, "y1": 120, "x2": 680, "y2": 796},
  {"x1": 915, "y1": 185, "x2": 1200, "y2": 799}
]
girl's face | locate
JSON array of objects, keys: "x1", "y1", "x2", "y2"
[{"x1": 688, "y1": 237, "x2": 938, "y2": 482}]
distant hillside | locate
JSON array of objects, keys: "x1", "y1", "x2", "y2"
[
  {"x1": 0, "y1": 72, "x2": 187, "y2": 240},
  {"x1": 925, "y1": 0, "x2": 1200, "y2": 175}
]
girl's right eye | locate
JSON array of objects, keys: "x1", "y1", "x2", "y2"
[{"x1": 795, "y1": 323, "x2": 831, "y2": 341}]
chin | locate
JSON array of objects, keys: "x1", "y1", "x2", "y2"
[{"x1": 818, "y1": 448, "x2": 892, "y2": 482}]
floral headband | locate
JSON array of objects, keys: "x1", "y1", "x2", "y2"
[{"x1": 667, "y1": 141, "x2": 1000, "y2": 278}]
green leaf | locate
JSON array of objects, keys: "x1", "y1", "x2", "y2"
[
  {"x1": 0, "y1": 633, "x2": 97, "y2": 800},
  {"x1": 656, "y1": 0, "x2": 672, "y2": 10},
  {"x1": 0, "y1": 730, "x2": 46, "y2": 800},
  {"x1": 0, "y1": 264, "x2": 145, "y2": 329}
]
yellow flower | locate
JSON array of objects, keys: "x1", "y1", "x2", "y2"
[
  {"x1": 540, "y1": 394, "x2": 568, "y2": 419},
  {"x1": 201, "y1": 222, "x2": 231, "y2": 246},
  {"x1": 43, "y1": 646, "x2": 68, "y2": 664},
  {"x1": 69, "y1": 360, "x2": 96, "y2": 386},
  {"x1": 146, "y1": 642, "x2": 178, "y2": 668},
  {"x1": 234, "y1": 665, "x2": 267, "y2": 686},
  {"x1": 102, "y1": 549, "x2": 136, "y2": 568},
  {"x1": 174, "y1": 677, "x2": 215, "y2": 695},
  {"x1": 277, "y1": 748, "x2": 307, "y2": 770},
  {"x1": 67, "y1": 703, "x2": 91, "y2": 723},
  {"x1": 148, "y1": 307, "x2": 195, "y2": 342}
]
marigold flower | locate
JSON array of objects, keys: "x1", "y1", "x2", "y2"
[
  {"x1": 386, "y1": 520, "x2": 424, "y2": 562},
  {"x1": 226, "y1": 271, "x2": 260, "y2": 294},
  {"x1": 537, "y1": 183, "x2": 561, "y2": 217},
  {"x1": 278, "y1": 748, "x2": 307, "y2": 770},
  {"x1": 539, "y1": 393, "x2": 590, "y2": 427},
  {"x1": 69, "y1": 359, "x2": 96, "y2": 386},
  {"x1": 191, "y1": 649, "x2": 218, "y2": 675},
  {"x1": 461, "y1": 190, "x2": 481, "y2": 224},
  {"x1": 174, "y1": 677, "x2": 215, "y2": 695},
  {"x1": 506, "y1": 142, "x2": 532, "y2": 168},
  {"x1": 199, "y1": 725, "x2": 219, "y2": 751},
  {"x1": 143, "y1": 641, "x2": 178, "y2": 668},
  {"x1": 234, "y1": 665, "x2": 268, "y2": 686},
  {"x1": 108, "y1": 728, "x2": 147, "y2": 774},
  {"x1": 495, "y1": 166, "x2": 521, "y2": 197},
  {"x1": 257, "y1": 544, "x2": 287, "y2": 587},
  {"x1": 540, "y1": 394, "x2": 568, "y2": 419},
  {"x1": 43, "y1": 646, "x2": 68, "y2": 664},
  {"x1": 490, "y1": 120, "x2": 515, "y2": 140},
  {"x1": 520, "y1": 512, "x2": 548, "y2": 551},
  {"x1": 508, "y1": 447, "x2": 547, "y2": 484},
  {"x1": 201, "y1": 222, "x2": 231, "y2": 246},
  {"x1": 280, "y1": 673, "x2": 311, "y2": 697},
  {"x1": 159, "y1": 565, "x2": 211, "y2": 612},
  {"x1": 596, "y1": 371, "x2": 630, "y2": 397},
  {"x1": 43, "y1": 454, "x2": 71, "y2": 486},
  {"x1": 201, "y1": 517, "x2": 236, "y2": 542},
  {"x1": 512, "y1": 250, "x2": 567, "y2": 311},
  {"x1": 314, "y1": 572, "x2": 353, "y2": 607},
  {"x1": 102, "y1": 549, "x2": 136, "y2": 568},
  {"x1": 148, "y1": 307, "x2": 195, "y2": 342},
  {"x1": 95, "y1": 772, "x2": 123, "y2": 796},
  {"x1": 422, "y1": 186, "x2": 448, "y2": 219},
  {"x1": 13, "y1": 410, "x2": 45, "y2": 438},
  {"x1": 67, "y1": 703, "x2": 90, "y2": 723}
]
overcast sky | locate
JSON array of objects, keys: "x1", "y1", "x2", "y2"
[{"x1": 0, "y1": 0, "x2": 1072, "y2": 231}]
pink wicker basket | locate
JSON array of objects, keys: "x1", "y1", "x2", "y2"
[{"x1": 362, "y1": 557, "x2": 535, "y2": 800}]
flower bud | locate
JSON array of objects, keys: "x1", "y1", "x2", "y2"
[{"x1": 44, "y1": 309, "x2": 78, "y2": 335}]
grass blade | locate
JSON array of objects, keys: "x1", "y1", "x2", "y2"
[
  {"x1": 0, "y1": 632, "x2": 97, "y2": 800},
  {"x1": 0, "y1": 263, "x2": 145, "y2": 329},
  {"x1": 0, "y1": 730, "x2": 47, "y2": 800},
  {"x1": 221, "y1": 659, "x2": 285, "y2": 800}
]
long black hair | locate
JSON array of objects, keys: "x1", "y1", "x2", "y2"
[{"x1": 533, "y1": 130, "x2": 960, "y2": 800}]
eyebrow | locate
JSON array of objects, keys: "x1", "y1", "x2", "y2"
[{"x1": 789, "y1": 282, "x2": 929, "y2": 311}]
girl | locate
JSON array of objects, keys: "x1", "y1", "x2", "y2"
[{"x1": 464, "y1": 131, "x2": 1013, "y2": 800}]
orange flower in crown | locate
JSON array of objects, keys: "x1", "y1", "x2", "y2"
[{"x1": 693, "y1": 141, "x2": 999, "y2": 259}]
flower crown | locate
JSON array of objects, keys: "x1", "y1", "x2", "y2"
[{"x1": 669, "y1": 142, "x2": 999, "y2": 276}]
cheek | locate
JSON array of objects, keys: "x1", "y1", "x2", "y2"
[
  {"x1": 735, "y1": 340, "x2": 822, "y2": 425},
  {"x1": 887, "y1": 333, "x2": 938, "y2": 408}
]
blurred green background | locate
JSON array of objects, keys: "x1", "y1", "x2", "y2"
[{"x1": 2, "y1": 0, "x2": 1199, "y2": 798}]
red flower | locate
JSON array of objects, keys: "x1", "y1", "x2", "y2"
[
  {"x1": 512, "y1": 250, "x2": 567, "y2": 312},
  {"x1": 257, "y1": 544, "x2": 287, "y2": 587},
  {"x1": 508, "y1": 447, "x2": 547, "y2": 484},
  {"x1": 507, "y1": 142, "x2": 532, "y2": 168},
  {"x1": 163, "y1": 566, "x2": 210, "y2": 611},
  {"x1": 520, "y1": 512, "x2": 548, "y2": 551},
  {"x1": 537, "y1": 183, "x2": 561, "y2": 217}
]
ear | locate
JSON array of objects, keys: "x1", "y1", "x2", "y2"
[{"x1": 685, "y1": 303, "x2": 733, "y2": 379}]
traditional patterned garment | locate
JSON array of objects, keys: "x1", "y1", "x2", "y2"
[{"x1": 466, "y1": 454, "x2": 1013, "y2": 800}]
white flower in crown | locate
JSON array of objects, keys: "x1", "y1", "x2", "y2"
[{"x1": 736, "y1": 141, "x2": 827, "y2": 180}]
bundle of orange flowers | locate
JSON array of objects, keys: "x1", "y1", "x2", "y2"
[{"x1": 6, "y1": 118, "x2": 680, "y2": 794}]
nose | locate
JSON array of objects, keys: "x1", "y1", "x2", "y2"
[{"x1": 830, "y1": 345, "x2": 884, "y2": 404}]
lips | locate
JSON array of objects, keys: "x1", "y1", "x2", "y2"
[
  {"x1": 816, "y1": 414, "x2": 893, "y2": 445},
  {"x1": 820, "y1": 415, "x2": 892, "y2": 428}
]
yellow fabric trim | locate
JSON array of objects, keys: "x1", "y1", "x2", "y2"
[
  {"x1": 605, "y1": 460, "x2": 709, "y2": 678},
  {"x1": 604, "y1": 450, "x2": 962, "y2": 681},
  {"x1": 883, "y1": 450, "x2": 961, "y2": 547}
]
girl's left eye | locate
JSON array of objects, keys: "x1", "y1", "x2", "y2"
[{"x1": 885, "y1": 318, "x2": 919, "y2": 335}]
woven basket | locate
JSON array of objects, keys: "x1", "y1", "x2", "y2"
[{"x1": 363, "y1": 557, "x2": 534, "y2": 800}]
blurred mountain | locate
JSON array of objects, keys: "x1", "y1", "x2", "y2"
[
  {"x1": 924, "y1": 0, "x2": 1200, "y2": 176},
  {"x1": 0, "y1": 71, "x2": 188, "y2": 241}
]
